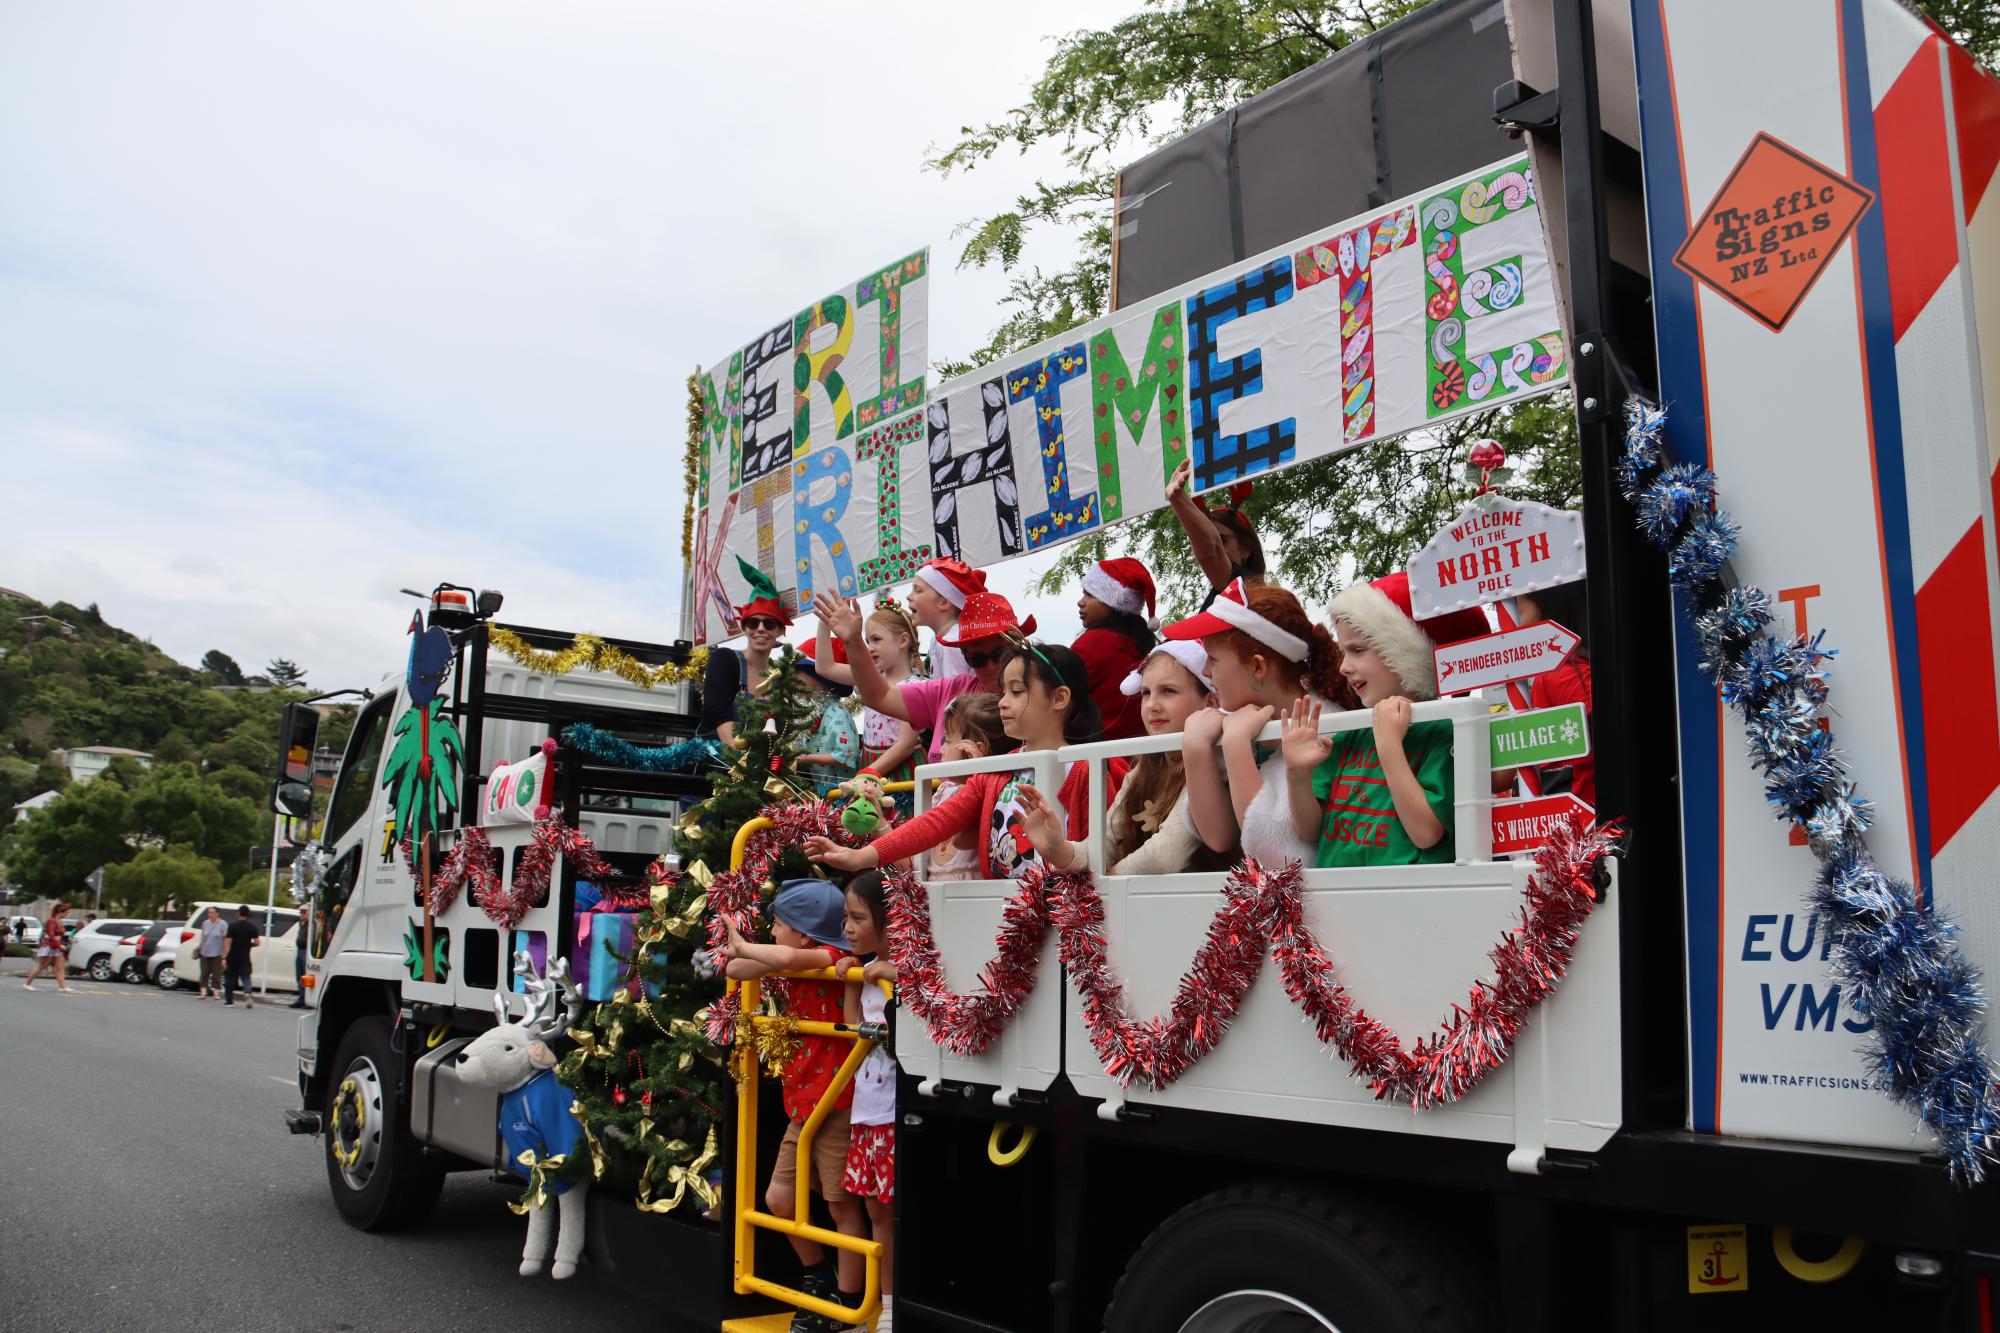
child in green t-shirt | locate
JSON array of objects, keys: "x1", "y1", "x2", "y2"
[{"x1": 1281, "y1": 572, "x2": 1486, "y2": 868}]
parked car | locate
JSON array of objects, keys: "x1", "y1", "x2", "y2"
[
  {"x1": 169, "y1": 906, "x2": 301, "y2": 993},
  {"x1": 64, "y1": 918, "x2": 151, "y2": 981},
  {"x1": 7, "y1": 916, "x2": 38, "y2": 947},
  {"x1": 113, "y1": 920, "x2": 195, "y2": 980}
]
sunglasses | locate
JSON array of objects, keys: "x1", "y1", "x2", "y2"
[
  {"x1": 743, "y1": 616, "x2": 783, "y2": 632},
  {"x1": 961, "y1": 646, "x2": 1003, "y2": 668}
]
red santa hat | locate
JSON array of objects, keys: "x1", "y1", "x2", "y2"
[
  {"x1": 1162, "y1": 577, "x2": 1308, "y2": 663},
  {"x1": 913, "y1": 557, "x2": 985, "y2": 611},
  {"x1": 1081, "y1": 558, "x2": 1157, "y2": 622},
  {"x1": 936, "y1": 590, "x2": 1037, "y2": 645},
  {"x1": 1326, "y1": 571, "x2": 1490, "y2": 702}
]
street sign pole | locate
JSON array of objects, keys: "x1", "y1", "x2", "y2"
[{"x1": 261, "y1": 812, "x2": 281, "y2": 998}]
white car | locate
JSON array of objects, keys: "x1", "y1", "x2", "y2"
[
  {"x1": 65, "y1": 918, "x2": 152, "y2": 981},
  {"x1": 170, "y1": 906, "x2": 302, "y2": 994}
]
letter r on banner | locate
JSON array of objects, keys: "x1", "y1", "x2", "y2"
[
  {"x1": 793, "y1": 446, "x2": 858, "y2": 603},
  {"x1": 793, "y1": 297, "x2": 856, "y2": 460}
]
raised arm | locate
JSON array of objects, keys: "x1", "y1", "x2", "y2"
[
  {"x1": 1168, "y1": 458, "x2": 1233, "y2": 591},
  {"x1": 1282, "y1": 696, "x2": 1334, "y2": 843},
  {"x1": 813, "y1": 615, "x2": 857, "y2": 686},
  {"x1": 814, "y1": 591, "x2": 910, "y2": 720}
]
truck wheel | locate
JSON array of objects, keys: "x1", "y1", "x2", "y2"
[
  {"x1": 324, "y1": 1016, "x2": 443, "y2": 1232},
  {"x1": 1104, "y1": 1184, "x2": 1489, "y2": 1333}
]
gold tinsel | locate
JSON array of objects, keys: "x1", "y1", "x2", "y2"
[
  {"x1": 683, "y1": 370, "x2": 703, "y2": 565},
  {"x1": 636, "y1": 1125, "x2": 719, "y2": 1214},
  {"x1": 488, "y1": 627, "x2": 707, "y2": 689}
]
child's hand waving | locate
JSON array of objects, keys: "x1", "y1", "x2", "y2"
[
  {"x1": 811, "y1": 591, "x2": 865, "y2": 643},
  {"x1": 1281, "y1": 696, "x2": 1332, "y2": 771},
  {"x1": 1372, "y1": 696, "x2": 1412, "y2": 747},
  {"x1": 1014, "y1": 784, "x2": 1077, "y2": 869}
]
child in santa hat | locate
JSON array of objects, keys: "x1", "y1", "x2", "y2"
[
  {"x1": 906, "y1": 556, "x2": 985, "y2": 680},
  {"x1": 1072, "y1": 557, "x2": 1157, "y2": 741},
  {"x1": 1281, "y1": 571, "x2": 1488, "y2": 868}
]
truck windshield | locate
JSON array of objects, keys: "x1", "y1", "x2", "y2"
[{"x1": 325, "y1": 694, "x2": 393, "y2": 847}]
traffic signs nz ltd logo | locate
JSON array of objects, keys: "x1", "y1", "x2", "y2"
[{"x1": 1673, "y1": 131, "x2": 1874, "y2": 332}]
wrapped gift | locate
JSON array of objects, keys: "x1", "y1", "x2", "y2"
[
  {"x1": 508, "y1": 930, "x2": 548, "y2": 994},
  {"x1": 573, "y1": 893, "x2": 656, "y2": 1001}
]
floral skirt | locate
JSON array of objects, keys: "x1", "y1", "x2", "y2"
[{"x1": 841, "y1": 1121, "x2": 894, "y2": 1203}]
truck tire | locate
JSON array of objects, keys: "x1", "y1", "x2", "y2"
[
  {"x1": 323, "y1": 1016, "x2": 443, "y2": 1231},
  {"x1": 1103, "y1": 1184, "x2": 1489, "y2": 1333}
]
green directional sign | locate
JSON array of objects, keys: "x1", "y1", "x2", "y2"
[{"x1": 1489, "y1": 703, "x2": 1589, "y2": 768}]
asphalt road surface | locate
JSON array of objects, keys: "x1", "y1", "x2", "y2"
[{"x1": 0, "y1": 965, "x2": 661, "y2": 1331}]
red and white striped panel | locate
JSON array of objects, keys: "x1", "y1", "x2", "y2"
[{"x1": 1868, "y1": 5, "x2": 2000, "y2": 976}]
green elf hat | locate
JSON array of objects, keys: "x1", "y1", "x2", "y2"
[{"x1": 734, "y1": 557, "x2": 792, "y2": 627}]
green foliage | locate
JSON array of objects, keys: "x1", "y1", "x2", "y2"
[
  {"x1": 1922, "y1": 0, "x2": 2000, "y2": 66},
  {"x1": 129, "y1": 763, "x2": 264, "y2": 871},
  {"x1": 200, "y1": 650, "x2": 246, "y2": 685},
  {"x1": 100, "y1": 844, "x2": 224, "y2": 917},
  {"x1": 558, "y1": 648, "x2": 827, "y2": 1211},
  {"x1": 266, "y1": 658, "x2": 308, "y2": 688},
  {"x1": 6, "y1": 779, "x2": 133, "y2": 899}
]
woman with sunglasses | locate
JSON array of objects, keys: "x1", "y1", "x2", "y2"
[
  {"x1": 697, "y1": 559, "x2": 793, "y2": 744},
  {"x1": 813, "y1": 589, "x2": 1033, "y2": 766}
]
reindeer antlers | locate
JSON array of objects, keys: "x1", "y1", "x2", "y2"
[{"x1": 509, "y1": 951, "x2": 581, "y2": 1039}]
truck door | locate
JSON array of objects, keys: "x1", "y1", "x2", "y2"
[{"x1": 313, "y1": 688, "x2": 398, "y2": 961}]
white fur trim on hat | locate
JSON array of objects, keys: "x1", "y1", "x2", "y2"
[
  {"x1": 1081, "y1": 564, "x2": 1144, "y2": 617},
  {"x1": 1120, "y1": 640, "x2": 1214, "y2": 695},
  {"x1": 916, "y1": 565, "x2": 968, "y2": 610},
  {"x1": 1328, "y1": 582, "x2": 1439, "y2": 701}
]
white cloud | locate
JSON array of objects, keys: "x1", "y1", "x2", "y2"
[{"x1": 0, "y1": 0, "x2": 1126, "y2": 685}]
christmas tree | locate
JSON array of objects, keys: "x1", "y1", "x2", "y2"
[{"x1": 557, "y1": 641, "x2": 829, "y2": 1215}]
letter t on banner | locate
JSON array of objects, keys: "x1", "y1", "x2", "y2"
[{"x1": 1185, "y1": 257, "x2": 1297, "y2": 489}]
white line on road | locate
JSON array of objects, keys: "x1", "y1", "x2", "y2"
[{"x1": 267, "y1": 1076, "x2": 291, "y2": 1084}]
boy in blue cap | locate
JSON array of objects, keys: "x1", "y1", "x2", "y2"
[{"x1": 722, "y1": 878, "x2": 866, "y2": 1331}]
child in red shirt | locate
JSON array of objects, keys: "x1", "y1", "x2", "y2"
[{"x1": 722, "y1": 878, "x2": 866, "y2": 1329}]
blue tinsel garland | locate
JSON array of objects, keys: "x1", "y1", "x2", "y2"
[
  {"x1": 1621, "y1": 398, "x2": 2000, "y2": 1183},
  {"x1": 560, "y1": 723, "x2": 722, "y2": 774}
]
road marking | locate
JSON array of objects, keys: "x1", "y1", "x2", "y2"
[{"x1": 267, "y1": 1076, "x2": 292, "y2": 1085}]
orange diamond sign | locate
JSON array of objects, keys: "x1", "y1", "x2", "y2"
[{"x1": 1674, "y1": 132, "x2": 1875, "y2": 332}]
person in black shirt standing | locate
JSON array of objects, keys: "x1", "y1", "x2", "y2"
[{"x1": 221, "y1": 905, "x2": 261, "y2": 1009}]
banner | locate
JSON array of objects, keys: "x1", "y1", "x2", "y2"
[{"x1": 690, "y1": 153, "x2": 1569, "y2": 644}]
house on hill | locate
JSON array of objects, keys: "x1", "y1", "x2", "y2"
[
  {"x1": 13, "y1": 790, "x2": 59, "y2": 823},
  {"x1": 56, "y1": 746, "x2": 154, "y2": 784},
  {"x1": 19, "y1": 614, "x2": 77, "y2": 640}
]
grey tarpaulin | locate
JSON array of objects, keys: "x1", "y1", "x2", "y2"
[{"x1": 1113, "y1": 0, "x2": 1517, "y2": 309}]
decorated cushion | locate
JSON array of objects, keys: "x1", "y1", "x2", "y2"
[{"x1": 484, "y1": 739, "x2": 556, "y2": 825}]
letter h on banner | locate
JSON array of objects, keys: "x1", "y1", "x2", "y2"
[
  {"x1": 1185, "y1": 256, "x2": 1297, "y2": 489},
  {"x1": 928, "y1": 383, "x2": 1024, "y2": 564}
]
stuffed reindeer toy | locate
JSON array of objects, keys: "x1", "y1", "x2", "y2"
[{"x1": 456, "y1": 954, "x2": 588, "y2": 1278}]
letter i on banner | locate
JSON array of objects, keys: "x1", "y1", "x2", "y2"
[
  {"x1": 1007, "y1": 343, "x2": 1100, "y2": 550},
  {"x1": 1293, "y1": 205, "x2": 1418, "y2": 443},
  {"x1": 1088, "y1": 302, "x2": 1187, "y2": 522}
]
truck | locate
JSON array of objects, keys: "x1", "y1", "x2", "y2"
[{"x1": 285, "y1": 0, "x2": 2000, "y2": 1328}]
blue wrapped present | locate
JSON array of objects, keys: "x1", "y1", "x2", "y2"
[{"x1": 574, "y1": 905, "x2": 656, "y2": 1001}]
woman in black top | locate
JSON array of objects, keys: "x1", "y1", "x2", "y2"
[{"x1": 697, "y1": 560, "x2": 793, "y2": 743}]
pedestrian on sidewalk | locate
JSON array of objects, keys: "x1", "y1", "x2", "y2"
[
  {"x1": 288, "y1": 906, "x2": 309, "y2": 1009},
  {"x1": 197, "y1": 906, "x2": 227, "y2": 1000},
  {"x1": 221, "y1": 905, "x2": 261, "y2": 1008},
  {"x1": 22, "y1": 904, "x2": 75, "y2": 993}
]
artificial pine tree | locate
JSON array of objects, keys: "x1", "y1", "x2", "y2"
[{"x1": 557, "y1": 640, "x2": 827, "y2": 1215}]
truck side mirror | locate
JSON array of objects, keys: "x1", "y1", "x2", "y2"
[
  {"x1": 274, "y1": 702, "x2": 321, "y2": 797},
  {"x1": 273, "y1": 780, "x2": 315, "y2": 821}
]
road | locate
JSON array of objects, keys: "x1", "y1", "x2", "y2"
[{"x1": 0, "y1": 965, "x2": 660, "y2": 1332}]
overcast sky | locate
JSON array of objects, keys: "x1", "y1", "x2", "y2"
[{"x1": 0, "y1": 1, "x2": 1132, "y2": 688}]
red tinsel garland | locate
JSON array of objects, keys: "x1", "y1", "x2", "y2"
[
  {"x1": 402, "y1": 827, "x2": 499, "y2": 921},
  {"x1": 883, "y1": 863, "x2": 1053, "y2": 1058},
  {"x1": 890, "y1": 818, "x2": 1624, "y2": 1105},
  {"x1": 399, "y1": 817, "x2": 621, "y2": 931},
  {"x1": 702, "y1": 800, "x2": 862, "y2": 1045}
]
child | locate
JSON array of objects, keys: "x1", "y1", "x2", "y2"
[
  {"x1": 1022, "y1": 640, "x2": 1229, "y2": 875},
  {"x1": 1282, "y1": 571, "x2": 1488, "y2": 867},
  {"x1": 1166, "y1": 579, "x2": 1354, "y2": 866},
  {"x1": 907, "y1": 556, "x2": 985, "y2": 680},
  {"x1": 833, "y1": 871, "x2": 898, "y2": 1333},
  {"x1": 805, "y1": 643, "x2": 1126, "y2": 881},
  {"x1": 1072, "y1": 558, "x2": 1157, "y2": 741},
  {"x1": 791, "y1": 644, "x2": 862, "y2": 794},
  {"x1": 817, "y1": 588, "x2": 1033, "y2": 766},
  {"x1": 924, "y1": 694, "x2": 1017, "y2": 881},
  {"x1": 816, "y1": 597, "x2": 927, "y2": 792},
  {"x1": 721, "y1": 879, "x2": 867, "y2": 1327}
]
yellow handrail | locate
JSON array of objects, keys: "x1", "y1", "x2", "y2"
[{"x1": 727, "y1": 816, "x2": 890, "y2": 1327}]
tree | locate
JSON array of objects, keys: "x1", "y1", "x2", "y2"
[
  {"x1": 100, "y1": 844, "x2": 224, "y2": 917},
  {"x1": 200, "y1": 650, "x2": 246, "y2": 686},
  {"x1": 128, "y1": 763, "x2": 263, "y2": 874},
  {"x1": 266, "y1": 659, "x2": 308, "y2": 689},
  {"x1": 5, "y1": 779, "x2": 133, "y2": 899}
]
